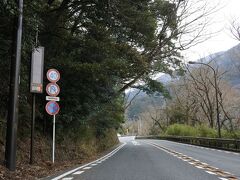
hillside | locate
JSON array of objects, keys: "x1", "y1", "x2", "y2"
[
  {"x1": 203, "y1": 43, "x2": 240, "y2": 88},
  {"x1": 125, "y1": 43, "x2": 240, "y2": 120},
  {"x1": 125, "y1": 75, "x2": 171, "y2": 120}
]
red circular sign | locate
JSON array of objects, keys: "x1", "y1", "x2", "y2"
[
  {"x1": 47, "y1": 69, "x2": 60, "y2": 83},
  {"x1": 45, "y1": 101, "x2": 60, "y2": 115},
  {"x1": 46, "y1": 83, "x2": 60, "y2": 96}
]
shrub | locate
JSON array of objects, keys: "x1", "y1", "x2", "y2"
[
  {"x1": 165, "y1": 124, "x2": 197, "y2": 137},
  {"x1": 165, "y1": 124, "x2": 240, "y2": 139},
  {"x1": 221, "y1": 130, "x2": 240, "y2": 139},
  {"x1": 196, "y1": 125, "x2": 217, "y2": 138}
]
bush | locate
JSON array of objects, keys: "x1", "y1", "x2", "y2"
[
  {"x1": 165, "y1": 124, "x2": 240, "y2": 139},
  {"x1": 165, "y1": 124, "x2": 197, "y2": 137},
  {"x1": 221, "y1": 130, "x2": 240, "y2": 139},
  {"x1": 196, "y1": 125, "x2": 217, "y2": 138}
]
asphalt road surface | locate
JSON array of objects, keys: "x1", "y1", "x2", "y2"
[{"x1": 48, "y1": 136, "x2": 240, "y2": 180}]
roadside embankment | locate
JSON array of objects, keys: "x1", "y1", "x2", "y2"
[{"x1": 0, "y1": 129, "x2": 119, "y2": 180}]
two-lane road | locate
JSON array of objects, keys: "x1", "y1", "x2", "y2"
[{"x1": 48, "y1": 136, "x2": 240, "y2": 180}]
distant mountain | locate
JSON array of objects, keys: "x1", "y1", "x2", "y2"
[
  {"x1": 125, "y1": 73, "x2": 173, "y2": 120},
  {"x1": 125, "y1": 43, "x2": 240, "y2": 120},
  {"x1": 125, "y1": 74, "x2": 173, "y2": 103},
  {"x1": 200, "y1": 43, "x2": 240, "y2": 88},
  {"x1": 125, "y1": 92, "x2": 165, "y2": 120}
]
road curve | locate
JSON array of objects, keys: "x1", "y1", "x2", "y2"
[{"x1": 46, "y1": 136, "x2": 240, "y2": 180}]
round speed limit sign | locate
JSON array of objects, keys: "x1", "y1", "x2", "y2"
[{"x1": 47, "y1": 69, "x2": 60, "y2": 83}]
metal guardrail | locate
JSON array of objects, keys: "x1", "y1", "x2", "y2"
[{"x1": 136, "y1": 136, "x2": 240, "y2": 152}]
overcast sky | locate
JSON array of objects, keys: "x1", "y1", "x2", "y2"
[{"x1": 183, "y1": 0, "x2": 240, "y2": 61}]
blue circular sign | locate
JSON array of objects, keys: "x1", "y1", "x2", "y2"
[{"x1": 45, "y1": 101, "x2": 60, "y2": 115}]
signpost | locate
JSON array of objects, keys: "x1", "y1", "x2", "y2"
[
  {"x1": 29, "y1": 47, "x2": 44, "y2": 165},
  {"x1": 45, "y1": 69, "x2": 60, "y2": 163},
  {"x1": 30, "y1": 47, "x2": 44, "y2": 93}
]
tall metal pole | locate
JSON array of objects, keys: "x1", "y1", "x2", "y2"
[
  {"x1": 188, "y1": 61, "x2": 221, "y2": 138},
  {"x1": 5, "y1": 0, "x2": 23, "y2": 171},
  {"x1": 30, "y1": 94, "x2": 35, "y2": 164},
  {"x1": 30, "y1": 24, "x2": 39, "y2": 165},
  {"x1": 52, "y1": 115, "x2": 56, "y2": 163}
]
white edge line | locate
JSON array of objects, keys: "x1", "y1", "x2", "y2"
[{"x1": 51, "y1": 142, "x2": 126, "y2": 180}]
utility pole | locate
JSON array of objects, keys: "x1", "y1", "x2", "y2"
[{"x1": 5, "y1": 0, "x2": 23, "y2": 171}]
